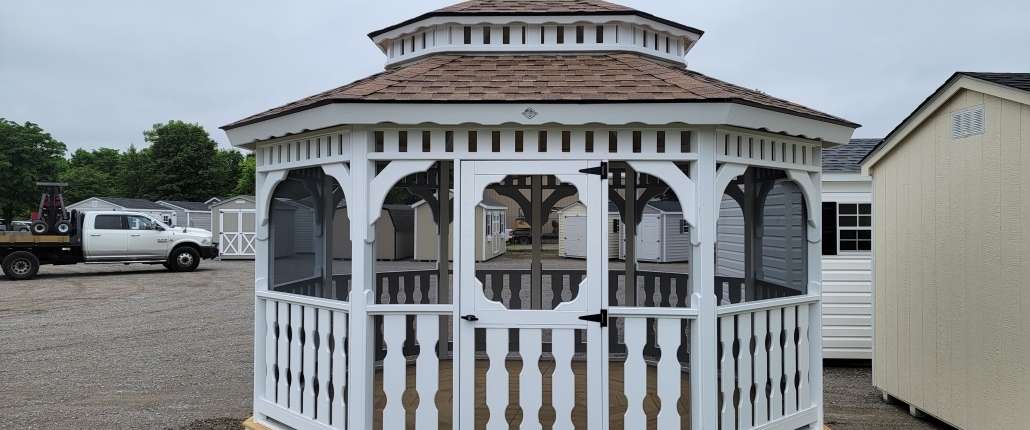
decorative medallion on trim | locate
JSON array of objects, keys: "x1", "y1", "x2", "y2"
[{"x1": 522, "y1": 107, "x2": 538, "y2": 119}]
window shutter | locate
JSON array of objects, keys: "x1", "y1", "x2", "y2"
[{"x1": 822, "y1": 202, "x2": 837, "y2": 255}]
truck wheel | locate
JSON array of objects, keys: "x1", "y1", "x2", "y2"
[
  {"x1": 31, "y1": 221, "x2": 49, "y2": 235},
  {"x1": 518, "y1": 236, "x2": 530, "y2": 245},
  {"x1": 55, "y1": 221, "x2": 71, "y2": 235},
  {"x1": 2, "y1": 251, "x2": 40, "y2": 280},
  {"x1": 168, "y1": 247, "x2": 200, "y2": 272}
]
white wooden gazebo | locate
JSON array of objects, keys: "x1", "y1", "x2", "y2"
[{"x1": 223, "y1": 1, "x2": 857, "y2": 429}]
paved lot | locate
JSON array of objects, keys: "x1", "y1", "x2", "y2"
[{"x1": 0, "y1": 257, "x2": 953, "y2": 430}]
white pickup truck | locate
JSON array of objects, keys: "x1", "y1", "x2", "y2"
[{"x1": 0, "y1": 211, "x2": 218, "y2": 280}]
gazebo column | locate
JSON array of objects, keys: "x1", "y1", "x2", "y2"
[
  {"x1": 438, "y1": 160, "x2": 451, "y2": 357},
  {"x1": 624, "y1": 165, "x2": 637, "y2": 306},
  {"x1": 531, "y1": 175, "x2": 542, "y2": 309},
  {"x1": 347, "y1": 127, "x2": 376, "y2": 430},
  {"x1": 691, "y1": 126, "x2": 719, "y2": 429},
  {"x1": 743, "y1": 169, "x2": 757, "y2": 302}
]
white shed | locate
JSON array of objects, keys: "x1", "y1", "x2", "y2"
[
  {"x1": 157, "y1": 200, "x2": 214, "y2": 231},
  {"x1": 211, "y1": 196, "x2": 257, "y2": 259},
  {"x1": 66, "y1": 197, "x2": 175, "y2": 225},
  {"x1": 557, "y1": 201, "x2": 620, "y2": 259},
  {"x1": 820, "y1": 138, "x2": 878, "y2": 360},
  {"x1": 412, "y1": 196, "x2": 506, "y2": 262},
  {"x1": 617, "y1": 200, "x2": 691, "y2": 263}
]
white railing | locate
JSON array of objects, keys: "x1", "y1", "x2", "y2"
[
  {"x1": 256, "y1": 291, "x2": 350, "y2": 430},
  {"x1": 716, "y1": 295, "x2": 820, "y2": 430}
]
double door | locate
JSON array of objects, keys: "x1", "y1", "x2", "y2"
[{"x1": 456, "y1": 160, "x2": 608, "y2": 429}]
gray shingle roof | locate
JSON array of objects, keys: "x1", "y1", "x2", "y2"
[
  {"x1": 383, "y1": 204, "x2": 415, "y2": 232},
  {"x1": 159, "y1": 200, "x2": 212, "y2": 212},
  {"x1": 961, "y1": 72, "x2": 1030, "y2": 92},
  {"x1": 822, "y1": 138, "x2": 880, "y2": 173},
  {"x1": 94, "y1": 197, "x2": 170, "y2": 211},
  {"x1": 647, "y1": 200, "x2": 681, "y2": 213}
]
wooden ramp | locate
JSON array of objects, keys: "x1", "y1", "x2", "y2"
[
  {"x1": 0, "y1": 234, "x2": 70, "y2": 244},
  {"x1": 372, "y1": 360, "x2": 692, "y2": 430}
]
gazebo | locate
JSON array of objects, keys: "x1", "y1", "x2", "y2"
[{"x1": 222, "y1": 1, "x2": 858, "y2": 429}]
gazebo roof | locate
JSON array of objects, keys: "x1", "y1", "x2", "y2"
[
  {"x1": 368, "y1": 0, "x2": 702, "y2": 38},
  {"x1": 223, "y1": 54, "x2": 855, "y2": 129}
]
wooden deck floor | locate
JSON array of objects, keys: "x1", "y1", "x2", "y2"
[{"x1": 372, "y1": 360, "x2": 691, "y2": 430}]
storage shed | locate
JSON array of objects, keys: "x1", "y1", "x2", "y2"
[
  {"x1": 332, "y1": 203, "x2": 414, "y2": 260},
  {"x1": 413, "y1": 196, "x2": 506, "y2": 262},
  {"x1": 66, "y1": 197, "x2": 175, "y2": 225},
  {"x1": 862, "y1": 72, "x2": 1030, "y2": 428},
  {"x1": 618, "y1": 200, "x2": 691, "y2": 262},
  {"x1": 820, "y1": 138, "x2": 878, "y2": 360},
  {"x1": 211, "y1": 196, "x2": 256, "y2": 259},
  {"x1": 557, "y1": 201, "x2": 620, "y2": 259},
  {"x1": 157, "y1": 200, "x2": 213, "y2": 231}
]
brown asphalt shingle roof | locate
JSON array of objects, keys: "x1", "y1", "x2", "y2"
[
  {"x1": 436, "y1": 0, "x2": 633, "y2": 13},
  {"x1": 223, "y1": 54, "x2": 856, "y2": 129}
]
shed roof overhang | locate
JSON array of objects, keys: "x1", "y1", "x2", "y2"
[{"x1": 861, "y1": 73, "x2": 1030, "y2": 175}]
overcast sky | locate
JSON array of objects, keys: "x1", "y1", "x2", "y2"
[{"x1": 3, "y1": 0, "x2": 1028, "y2": 154}]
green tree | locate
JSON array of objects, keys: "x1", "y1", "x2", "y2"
[
  {"x1": 115, "y1": 144, "x2": 154, "y2": 199},
  {"x1": 144, "y1": 121, "x2": 221, "y2": 201},
  {"x1": 214, "y1": 148, "x2": 245, "y2": 197},
  {"x1": 0, "y1": 120, "x2": 67, "y2": 223},
  {"x1": 60, "y1": 165, "x2": 113, "y2": 204},
  {"x1": 232, "y1": 152, "x2": 256, "y2": 196}
]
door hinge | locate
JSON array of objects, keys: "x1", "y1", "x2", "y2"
[
  {"x1": 578, "y1": 309, "x2": 608, "y2": 327},
  {"x1": 460, "y1": 315, "x2": 479, "y2": 321},
  {"x1": 578, "y1": 161, "x2": 608, "y2": 179}
]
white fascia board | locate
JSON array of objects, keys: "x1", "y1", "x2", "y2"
[
  {"x1": 385, "y1": 45, "x2": 685, "y2": 69},
  {"x1": 861, "y1": 75, "x2": 1030, "y2": 176},
  {"x1": 822, "y1": 173, "x2": 870, "y2": 182},
  {"x1": 723, "y1": 103, "x2": 856, "y2": 146},
  {"x1": 225, "y1": 102, "x2": 854, "y2": 148},
  {"x1": 371, "y1": 15, "x2": 701, "y2": 47}
]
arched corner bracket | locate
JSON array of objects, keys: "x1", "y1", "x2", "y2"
[
  {"x1": 255, "y1": 170, "x2": 288, "y2": 241},
  {"x1": 786, "y1": 170, "x2": 821, "y2": 242},
  {"x1": 713, "y1": 163, "x2": 748, "y2": 225},
  {"x1": 323, "y1": 162, "x2": 352, "y2": 221},
  {"x1": 626, "y1": 161, "x2": 697, "y2": 229},
  {"x1": 367, "y1": 160, "x2": 435, "y2": 227}
]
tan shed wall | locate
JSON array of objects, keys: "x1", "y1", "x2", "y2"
[
  {"x1": 871, "y1": 88, "x2": 1030, "y2": 430},
  {"x1": 332, "y1": 209, "x2": 413, "y2": 260},
  {"x1": 415, "y1": 204, "x2": 500, "y2": 262}
]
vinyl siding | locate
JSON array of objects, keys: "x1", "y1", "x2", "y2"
[
  {"x1": 871, "y1": 88, "x2": 1030, "y2": 429},
  {"x1": 716, "y1": 193, "x2": 745, "y2": 277},
  {"x1": 821, "y1": 174, "x2": 873, "y2": 360},
  {"x1": 661, "y1": 212, "x2": 691, "y2": 262}
]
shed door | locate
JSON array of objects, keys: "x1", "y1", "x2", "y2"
[
  {"x1": 457, "y1": 160, "x2": 607, "y2": 430},
  {"x1": 566, "y1": 214, "x2": 588, "y2": 258},
  {"x1": 220, "y1": 209, "x2": 256, "y2": 257},
  {"x1": 637, "y1": 214, "x2": 662, "y2": 261}
]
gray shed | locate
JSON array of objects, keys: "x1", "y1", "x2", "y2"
[
  {"x1": 211, "y1": 196, "x2": 257, "y2": 259},
  {"x1": 618, "y1": 200, "x2": 691, "y2": 263},
  {"x1": 332, "y1": 203, "x2": 415, "y2": 261},
  {"x1": 66, "y1": 197, "x2": 176, "y2": 225},
  {"x1": 157, "y1": 200, "x2": 214, "y2": 231}
]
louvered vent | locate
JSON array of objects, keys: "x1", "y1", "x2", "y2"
[{"x1": 952, "y1": 106, "x2": 985, "y2": 139}]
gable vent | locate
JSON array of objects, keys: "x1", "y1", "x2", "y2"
[{"x1": 952, "y1": 106, "x2": 985, "y2": 139}]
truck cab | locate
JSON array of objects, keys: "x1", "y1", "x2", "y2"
[{"x1": 83, "y1": 212, "x2": 216, "y2": 262}]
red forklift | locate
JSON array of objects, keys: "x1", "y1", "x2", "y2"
[{"x1": 29, "y1": 182, "x2": 76, "y2": 236}]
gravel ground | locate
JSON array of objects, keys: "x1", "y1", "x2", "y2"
[{"x1": 0, "y1": 257, "x2": 954, "y2": 430}]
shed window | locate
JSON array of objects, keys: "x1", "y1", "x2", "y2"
[
  {"x1": 680, "y1": 219, "x2": 689, "y2": 234},
  {"x1": 612, "y1": 219, "x2": 619, "y2": 233},
  {"x1": 822, "y1": 202, "x2": 872, "y2": 254}
]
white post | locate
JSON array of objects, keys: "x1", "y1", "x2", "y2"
[
  {"x1": 348, "y1": 127, "x2": 376, "y2": 430},
  {"x1": 807, "y1": 169, "x2": 824, "y2": 429},
  {"x1": 253, "y1": 170, "x2": 269, "y2": 422},
  {"x1": 455, "y1": 159, "x2": 473, "y2": 430},
  {"x1": 691, "y1": 126, "x2": 719, "y2": 429}
]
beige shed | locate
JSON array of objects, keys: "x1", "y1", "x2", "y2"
[
  {"x1": 332, "y1": 203, "x2": 414, "y2": 261},
  {"x1": 413, "y1": 196, "x2": 506, "y2": 262},
  {"x1": 210, "y1": 195, "x2": 257, "y2": 260},
  {"x1": 862, "y1": 72, "x2": 1030, "y2": 429},
  {"x1": 557, "y1": 201, "x2": 620, "y2": 259}
]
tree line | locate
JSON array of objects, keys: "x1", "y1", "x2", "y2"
[{"x1": 0, "y1": 119, "x2": 255, "y2": 223}]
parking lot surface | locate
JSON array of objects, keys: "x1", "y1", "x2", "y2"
[{"x1": 0, "y1": 257, "x2": 952, "y2": 430}]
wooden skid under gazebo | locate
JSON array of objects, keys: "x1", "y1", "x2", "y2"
[{"x1": 223, "y1": 1, "x2": 858, "y2": 429}]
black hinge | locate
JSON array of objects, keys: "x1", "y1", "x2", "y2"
[
  {"x1": 578, "y1": 161, "x2": 608, "y2": 179},
  {"x1": 460, "y1": 315, "x2": 478, "y2": 321},
  {"x1": 578, "y1": 309, "x2": 608, "y2": 327}
]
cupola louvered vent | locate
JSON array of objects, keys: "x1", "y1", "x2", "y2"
[{"x1": 952, "y1": 106, "x2": 985, "y2": 139}]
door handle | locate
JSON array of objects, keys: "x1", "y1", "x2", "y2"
[
  {"x1": 90, "y1": 234, "x2": 101, "y2": 236},
  {"x1": 460, "y1": 315, "x2": 479, "y2": 322},
  {"x1": 130, "y1": 234, "x2": 140, "y2": 237}
]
